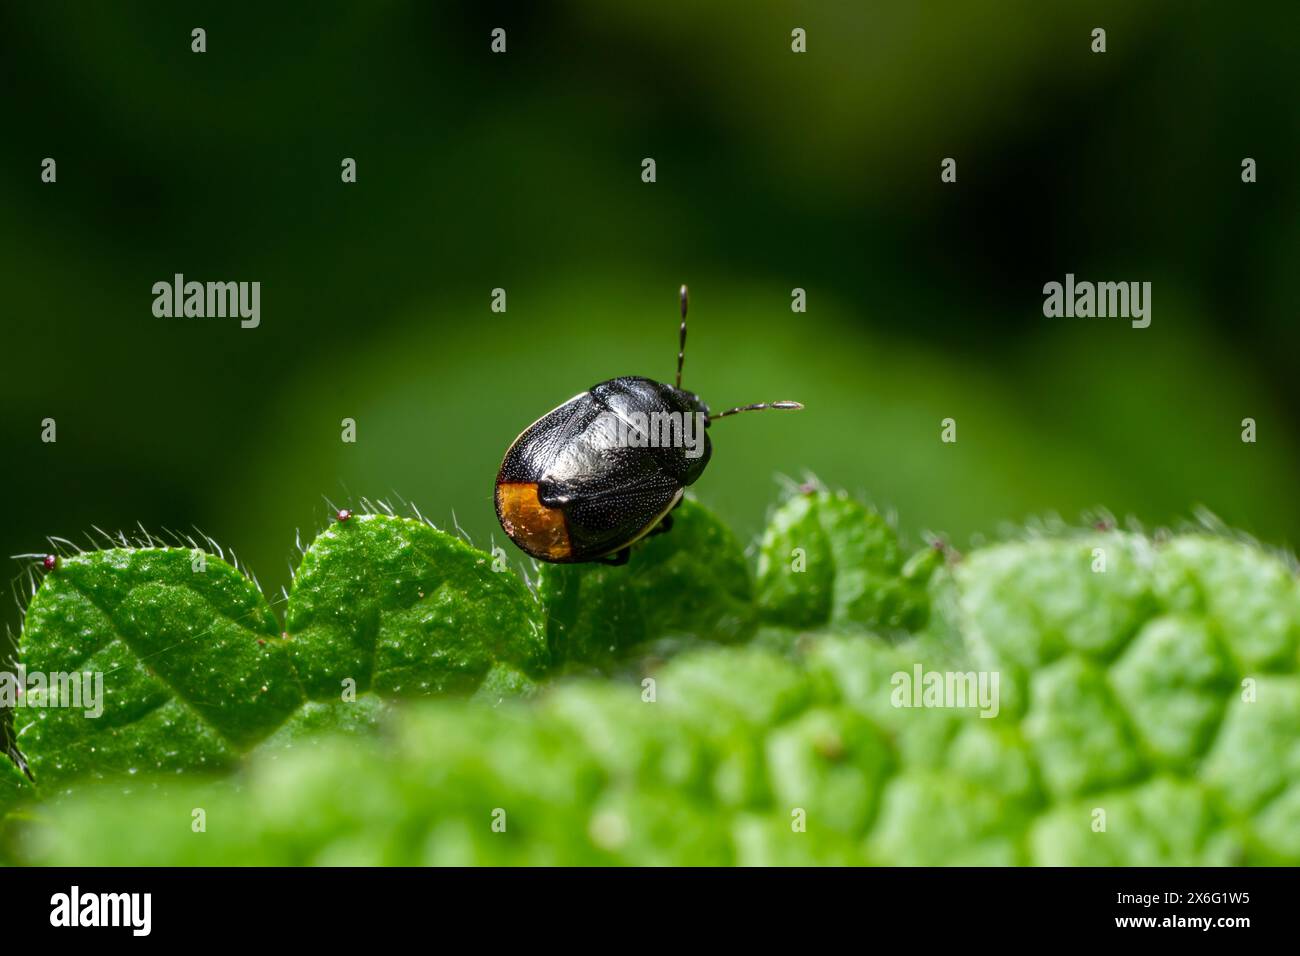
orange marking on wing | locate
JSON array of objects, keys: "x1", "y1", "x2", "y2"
[{"x1": 495, "y1": 482, "x2": 572, "y2": 561}]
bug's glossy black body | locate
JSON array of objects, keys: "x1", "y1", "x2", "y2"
[
  {"x1": 496, "y1": 376, "x2": 711, "y2": 563},
  {"x1": 495, "y1": 286, "x2": 800, "y2": 565}
]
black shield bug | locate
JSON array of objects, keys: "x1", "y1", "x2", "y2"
[{"x1": 495, "y1": 286, "x2": 803, "y2": 565}]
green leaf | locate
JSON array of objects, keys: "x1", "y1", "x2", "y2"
[
  {"x1": 866, "y1": 772, "x2": 1024, "y2": 866},
  {"x1": 653, "y1": 646, "x2": 813, "y2": 808},
  {"x1": 1109, "y1": 614, "x2": 1233, "y2": 767},
  {"x1": 731, "y1": 811, "x2": 866, "y2": 866},
  {"x1": 254, "y1": 695, "x2": 391, "y2": 756},
  {"x1": 537, "y1": 499, "x2": 755, "y2": 669},
  {"x1": 803, "y1": 633, "x2": 964, "y2": 771},
  {"x1": 586, "y1": 787, "x2": 734, "y2": 865},
  {"x1": 764, "y1": 707, "x2": 894, "y2": 835},
  {"x1": 1154, "y1": 535, "x2": 1300, "y2": 671},
  {"x1": 1029, "y1": 777, "x2": 1241, "y2": 866},
  {"x1": 7, "y1": 513, "x2": 547, "y2": 795},
  {"x1": 541, "y1": 680, "x2": 711, "y2": 794},
  {"x1": 24, "y1": 698, "x2": 611, "y2": 866},
  {"x1": 284, "y1": 514, "x2": 546, "y2": 698},
  {"x1": 0, "y1": 756, "x2": 30, "y2": 816},
  {"x1": 1203, "y1": 676, "x2": 1300, "y2": 816},
  {"x1": 955, "y1": 531, "x2": 1161, "y2": 715},
  {"x1": 1021, "y1": 656, "x2": 1142, "y2": 798},
  {"x1": 957, "y1": 532, "x2": 1300, "y2": 862},
  {"x1": 17, "y1": 548, "x2": 302, "y2": 788},
  {"x1": 11, "y1": 498, "x2": 1300, "y2": 867},
  {"x1": 472, "y1": 663, "x2": 542, "y2": 705},
  {"x1": 755, "y1": 490, "x2": 931, "y2": 634}
]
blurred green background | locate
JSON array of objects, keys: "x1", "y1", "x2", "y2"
[{"x1": 2, "y1": 0, "x2": 1297, "y2": 647}]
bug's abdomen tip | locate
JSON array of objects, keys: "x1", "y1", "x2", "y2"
[{"x1": 495, "y1": 481, "x2": 572, "y2": 561}]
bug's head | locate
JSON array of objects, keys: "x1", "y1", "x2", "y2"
[{"x1": 669, "y1": 387, "x2": 710, "y2": 422}]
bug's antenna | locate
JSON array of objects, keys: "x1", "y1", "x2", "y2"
[
  {"x1": 675, "y1": 284, "x2": 688, "y2": 389},
  {"x1": 709, "y1": 400, "x2": 804, "y2": 421}
]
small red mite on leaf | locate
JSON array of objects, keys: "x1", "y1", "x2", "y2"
[
  {"x1": 336, "y1": 509, "x2": 352, "y2": 523},
  {"x1": 42, "y1": 554, "x2": 58, "y2": 571}
]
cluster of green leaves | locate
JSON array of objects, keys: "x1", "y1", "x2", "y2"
[
  {"x1": 4, "y1": 491, "x2": 1299, "y2": 866},
  {"x1": 3, "y1": 515, "x2": 542, "y2": 798},
  {"x1": 0, "y1": 501, "x2": 752, "y2": 809}
]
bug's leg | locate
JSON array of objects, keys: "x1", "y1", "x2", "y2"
[
  {"x1": 649, "y1": 493, "x2": 686, "y2": 537},
  {"x1": 648, "y1": 512, "x2": 674, "y2": 537},
  {"x1": 600, "y1": 547, "x2": 632, "y2": 566}
]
